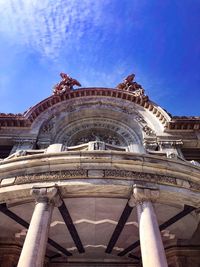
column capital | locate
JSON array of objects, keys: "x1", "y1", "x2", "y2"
[
  {"x1": 132, "y1": 185, "x2": 159, "y2": 203},
  {"x1": 31, "y1": 186, "x2": 62, "y2": 207}
]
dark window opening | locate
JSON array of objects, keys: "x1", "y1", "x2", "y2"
[
  {"x1": 0, "y1": 145, "x2": 13, "y2": 159},
  {"x1": 181, "y1": 148, "x2": 200, "y2": 163}
]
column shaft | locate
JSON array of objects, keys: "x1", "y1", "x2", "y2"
[
  {"x1": 17, "y1": 187, "x2": 59, "y2": 267},
  {"x1": 137, "y1": 200, "x2": 168, "y2": 267}
]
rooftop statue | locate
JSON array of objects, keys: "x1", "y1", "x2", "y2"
[
  {"x1": 116, "y1": 73, "x2": 144, "y2": 95},
  {"x1": 53, "y1": 73, "x2": 81, "y2": 95}
]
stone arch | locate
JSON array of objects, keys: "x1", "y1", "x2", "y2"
[
  {"x1": 53, "y1": 117, "x2": 143, "y2": 152},
  {"x1": 26, "y1": 88, "x2": 171, "y2": 132},
  {"x1": 35, "y1": 97, "x2": 156, "y2": 152}
]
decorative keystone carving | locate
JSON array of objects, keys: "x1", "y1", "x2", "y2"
[
  {"x1": 31, "y1": 186, "x2": 62, "y2": 207},
  {"x1": 133, "y1": 185, "x2": 159, "y2": 203}
]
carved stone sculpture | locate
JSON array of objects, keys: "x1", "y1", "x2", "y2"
[
  {"x1": 53, "y1": 73, "x2": 81, "y2": 95},
  {"x1": 142, "y1": 125, "x2": 156, "y2": 136},
  {"x1": 116, "y1": 73, "x2": 144, "y2": 95},
  {"x1": 69, "y1": 131, "x2": 121, "y2": 146}
]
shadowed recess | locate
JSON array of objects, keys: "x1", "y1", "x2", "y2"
[
  {"x1": 118, "y1": 205, "x2": 196, "y2": 256},
  {"x1": 0, "y1": 203, "x2": 72, "y2": 257},
  {"x1": 58, "y1": 200, "x2": 85, "y2": 254},
  {"x1": 106, "y1": 201, "x2": 134, "y2": 254}
]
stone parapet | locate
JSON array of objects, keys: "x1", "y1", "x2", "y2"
[
  {"x1": 0, "y1": 151, "x2": 199, "y2": 208},
  {"x1": 0, "y1": 151, "x2": 200, "y2": 193}
]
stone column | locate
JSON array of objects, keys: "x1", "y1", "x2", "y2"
[
  {"x1": 133, "y1": 186, "x2": 168, "y2": 267},
  {"x1": 17, "y1": 186, "x2": 61, "y2": 267}
]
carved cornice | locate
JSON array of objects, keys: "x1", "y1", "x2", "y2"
[
  {"x1": 166, "y1": 117, "x2": 200, "y2": 131},
  {"x1": 0, "y1": 89, "x2": 199, "y2": 131},
  {"x1": 0, "y1": 116, "x2": 31, "y2": 128},
  {"x1": 0, "y1": 88, "x2": 172, "y2": 128}
]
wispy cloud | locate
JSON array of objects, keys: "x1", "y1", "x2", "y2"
[
  {"x1": 80, "y1": 62, "x2": 129, "y2": 88},
  {"x1": 0, "y1": 0, "x2": 109, "y2": 60}
]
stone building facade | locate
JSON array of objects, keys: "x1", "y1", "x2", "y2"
[{"x1": 0, "y1": 74, "x2": 199, "y2": 267}]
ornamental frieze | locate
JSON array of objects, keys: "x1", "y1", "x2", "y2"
[
  {"x1": 104, "y1": 169, "x2": 177, "y2": 185},
  {"x1": 14, "y1": 169, "x2": 88, "y2": 184},
  {"x1": 5, "y1": 168, "x2": 199, "y2": 192}
]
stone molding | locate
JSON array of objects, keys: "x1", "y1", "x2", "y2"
[
  {"x1": 167, "y1": 117, "x2": 200, "y2": 131},
  {"x1": 54, "y1": 117, "x2": 140, "y2": 147},
  {"x1": 0, "y1": 169, "x2": 197, "y2": 192}
]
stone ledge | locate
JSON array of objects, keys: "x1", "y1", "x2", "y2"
[{"x1": 0, "y1": 152, "x2": 200, "y2": 194}]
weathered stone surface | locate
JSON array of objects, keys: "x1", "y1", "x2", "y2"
[
  {"x1": 0, "y1": 152, "x2": 200, "y2": 198},
  {"x1": 0, "y1": 86, "x2": 199, "y2": 266},
  {"x1": 1, "y1": 177, "x2": 15, "y2": 186}
]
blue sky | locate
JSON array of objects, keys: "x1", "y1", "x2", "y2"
[{"x1": 0, "y1": 0, "x2": 199, "y2": 116}]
